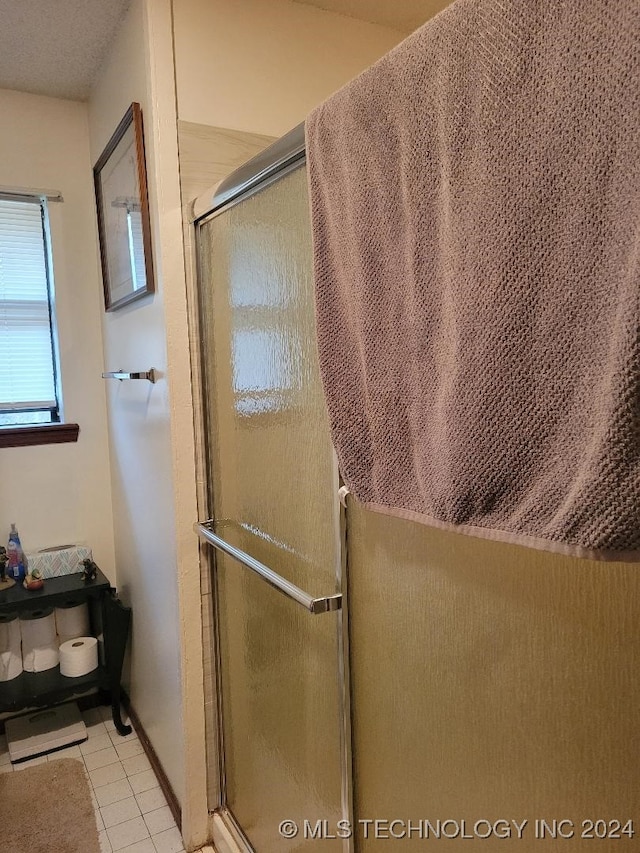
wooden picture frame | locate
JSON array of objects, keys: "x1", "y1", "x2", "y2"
[{"x1": 93, "y1": 103, "x2": 154, "y2": 311}]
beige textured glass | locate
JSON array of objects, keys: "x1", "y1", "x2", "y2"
[
  {"x1": 348, "y1": 500, "x2": 640, "y2": 851},
  {"x1": 198, "y1": 165, "x2": 344, "y2": 851}
]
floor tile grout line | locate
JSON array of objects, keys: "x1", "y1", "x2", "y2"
[{"x1": 83, "y1": 720, "x2": 181, "y2": 852}]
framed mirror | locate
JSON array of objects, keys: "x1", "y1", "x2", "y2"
[{"x1": 93, "y1": 102, "x2": 154, "y2": 311}]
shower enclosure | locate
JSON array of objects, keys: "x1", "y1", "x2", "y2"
[
  {"x1": 193, "y1": 126, "x2": 640, "y2": 853},
  {"x1": 194, "y1": 129, "x2": 351, "y2": 851}
]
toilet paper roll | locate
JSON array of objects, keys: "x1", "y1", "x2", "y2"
[
  {"x1": 59, "y1": 636, "x2": 98, "y2": 678},
  {"x1": 20, "y1": 608, "x2": 59, "y2": 673},
  {"x1": 0, "y1": 614, "x2": 22, "y2": 682},
  {"x1": 20, "y1": 607, "x2": 56, "y2": 642},
  {"x1": 55, "y1": 601, "x2": 90, "y2": 641}
]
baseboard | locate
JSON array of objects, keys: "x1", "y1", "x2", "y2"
[{"x1": 122, "y1": 695, "x2": 182, "y2": 831}]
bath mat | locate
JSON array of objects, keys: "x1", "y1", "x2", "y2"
[{"x1": 0, "y1": 757, "x2": 100, "y2": 853}]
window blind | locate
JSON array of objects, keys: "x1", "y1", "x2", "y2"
[{"x1": 0, "y1": 197, "x2": 58, "y2": 419}]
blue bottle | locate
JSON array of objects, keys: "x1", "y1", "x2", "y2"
[{"x1": 7, "y1": 523, "x2": 27, "y2": 583}]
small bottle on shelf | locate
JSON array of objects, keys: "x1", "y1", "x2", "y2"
[{"x1": 7, "y1": 523, "x2": 27, "y2": 583}]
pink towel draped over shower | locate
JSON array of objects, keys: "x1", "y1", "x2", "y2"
[{"x1": 306, "y1": 0, "x2": 640, "y2": 561}]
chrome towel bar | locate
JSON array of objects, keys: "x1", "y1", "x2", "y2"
[
  {"x1": 102, "y1": 369, "x2": 156, "y2": 383},
  {"x1": 194, "y1": 520, "x2": 342, "y2": 615}
]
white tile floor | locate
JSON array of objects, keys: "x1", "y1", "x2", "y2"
[{"x1": 0, "y1": 704, "x2": 214, "y2": 853}]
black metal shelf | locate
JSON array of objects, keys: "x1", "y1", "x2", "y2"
[
  {"x1": 0, "y1": 665, "x2": 106, "y2": 713},
  {"x1": 0, "y1": 568, "x2": 110, "y2": 613},
  {"x1": 0, "y1": 567, "x2": 132, "y2": 735}
]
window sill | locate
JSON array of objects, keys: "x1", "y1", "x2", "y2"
[{"x1": 0, "y1": 423, "x2": 80, "y2": 448}]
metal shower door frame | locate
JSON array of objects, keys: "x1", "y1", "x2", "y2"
[{"x1": 193, "y1": 124, "x2": 354, "y2": 853}]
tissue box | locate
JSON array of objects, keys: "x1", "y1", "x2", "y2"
[{"x1": 25, "y1": 546, "x2": 93, "y2": 579}]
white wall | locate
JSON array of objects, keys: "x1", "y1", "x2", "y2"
[
  {"x1": 88, "y1": 0, "x2": 202, "y2": 832},
  {"x1": 173, "y1": 0, "x2": 404, "y2": 136},
  {"x1": 0, "y1": 88, "x2": 116, "y2": 579}
]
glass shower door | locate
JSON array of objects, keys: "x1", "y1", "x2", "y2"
[{"x1": 197, "y1": 163, "x2": 349, "y2": 852}]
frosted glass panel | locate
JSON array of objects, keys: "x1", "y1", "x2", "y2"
[
  {"x1": 198, "y1": 165, "x2": 344, "y2": 851},
  {"x1": 348, "y1": 501, "x2": 640, "y2": 851}
]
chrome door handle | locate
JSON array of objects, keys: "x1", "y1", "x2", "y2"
[{"x1": 194, "y1": 520, "x2": 342, "y2": 615}]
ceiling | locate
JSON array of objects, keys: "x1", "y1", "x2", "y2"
[
  {"x1": 0, "y1": 0, "x2": 450, "y2": 103},
  {"x1": 0, "y1": 0, "x2": 130, "y2": 101},
  {"x1": 292, "y1": 0, "x2": 452, "y2": 34}
]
